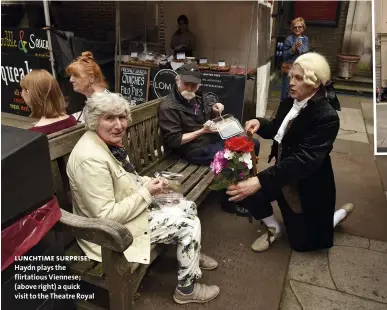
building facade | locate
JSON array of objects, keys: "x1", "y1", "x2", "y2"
[{"x1": 375, "y1": 0, "x2": 387, "y2": 88}]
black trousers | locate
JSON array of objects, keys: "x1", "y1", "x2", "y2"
[{"x1": 243, "y1": 189, "x2": 334, "y2": 252}]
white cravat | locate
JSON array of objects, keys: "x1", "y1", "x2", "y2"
[{"x1": 274, "y1": 93, "x2": 315, "y2": 144}]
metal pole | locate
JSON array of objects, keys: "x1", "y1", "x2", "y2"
[
  {"x1": 115, "y1": 1, "x2": 121, "y2": 92},
  {"x1": 43, "y1": 0, "x2": 56, "y2": 79}
]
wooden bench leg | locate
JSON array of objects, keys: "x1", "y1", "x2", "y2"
[{"x1": 102, "y1": 248, "x2": 133, "y2": 310}]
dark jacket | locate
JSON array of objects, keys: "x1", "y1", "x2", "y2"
[
  {"x1": 158, "y1": 86, "x2": 221, "y2": 157},
  {"x1": 257, "y1": 88, "x2": 340, "y2": 251}
]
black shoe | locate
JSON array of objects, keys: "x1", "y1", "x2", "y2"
[{"x1": 221, "y1": 201, "x2": 250, "y2": 217}]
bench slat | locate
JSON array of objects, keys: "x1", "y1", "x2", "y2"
[
  {"x1": 130, "y1": 100, "x2": 161, "y2": 125},
  {"x1": 186, "y1": 172, "x2": 214, "y2": 202},
  {"x1": 49, "y1": 127, "x2": 86, "y2": 160},
  {"x1": 179, "y1": 165, "x2": 199, "y2": 183},
  {"x1": 142, "y1": 156, "x2": 180, "y2": 176},
  {"x1": 153, "y1": 116, "x2": 163, "y2": 158},
  {"x1": 138, "y1": 122, "x2": 149, "y2": 167},
  {"x1": 167, "y1": 159, "x2": 190, "y2": 173},
  {"x1": 128, "y1": 126, "x2": 141, "y2": 170},
  {"x1": 145, "y1": 119, "x2": 157, "y2": 162},
  {"x1": 181, "y1": 166, "x2": 210, "y2": 195}
]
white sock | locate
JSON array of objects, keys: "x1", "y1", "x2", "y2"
[
  {"x1": 333, "y1": 209, "x2": 347, "y2": 227},
  {"x1": 262, "y1": 215, "x2": 281, "y2": 233}
]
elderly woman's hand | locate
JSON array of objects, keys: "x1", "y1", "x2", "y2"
[
  {"x1": 146, "y1": 178, "x2": 170, "y2": 195},
  {"x1": 226, "y1": 177, "x2": 262, "y2": 202}
]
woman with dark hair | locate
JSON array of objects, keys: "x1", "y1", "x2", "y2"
[{"x1": 170, "y1": 15, "x2": 196, "y2": 57}]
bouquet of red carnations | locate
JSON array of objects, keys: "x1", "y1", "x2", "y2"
[{"x1": 209, "y1": 136, "x2": 255, "y2": 190}]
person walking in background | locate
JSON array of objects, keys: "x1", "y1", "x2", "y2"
[
  {"x1": 66, "y1": 51, "x2": 111, "y2": 123},
  {"x1": 20, "y1": 69, "x2": 77, "y2": 135},
  {"x1": 281, "y1": 17, "x2": 310, "y2": 101}
]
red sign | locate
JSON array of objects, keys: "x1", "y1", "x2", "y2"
[{"x1": 293, "y1": 1, "x2": 339, "y2": 23}]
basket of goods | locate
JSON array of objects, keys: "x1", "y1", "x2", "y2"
[
  {"x1": 197, "y1": 64, "x2": 210, "y2": 70},
  {"x1": 209, "y1": 65, "x2": 230, "y2": 72}
]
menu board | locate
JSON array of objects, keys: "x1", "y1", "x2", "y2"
[
  {"x1": 119, "y1": 65, "x2": 150, "y2": 104},
  {"x1": 1, "y1": 28, "x2": 51, "y2": 116}
]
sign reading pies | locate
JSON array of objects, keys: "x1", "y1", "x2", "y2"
[{"x1": 119, "y1": 65, "x2": 150, "y2": 104}]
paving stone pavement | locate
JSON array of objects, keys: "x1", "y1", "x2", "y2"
[{"x1": 280, "y1": 233, "x2": 387, "y2": 310}]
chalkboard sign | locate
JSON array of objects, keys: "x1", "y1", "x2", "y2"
[{"x1": 119, "y1": 65, "x2": 150, "y2": 104}]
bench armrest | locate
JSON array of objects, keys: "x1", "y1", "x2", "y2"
[{"x1": 59, "y1": 209, "x2": 133, "y2": 253}]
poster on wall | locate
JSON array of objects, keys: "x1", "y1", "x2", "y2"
[
  {"x1": 119, "y1": 65, "x2": 150, "y2": 104},
  {"x1": 1, "y1": 28, "x2": 51, "y2": 116}
]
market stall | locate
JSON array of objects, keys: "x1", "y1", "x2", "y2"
[
  {"x1": 117, "y1": 58, "x2": 256, "y2": 121},
  {"x1": 115, "y1": 1, "x2": 258, "y2": 122}
]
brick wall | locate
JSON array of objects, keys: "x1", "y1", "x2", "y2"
[
  {"x1": 279, "y1": 1, "x2": 349, "y2": 74},
  {"x1": 51, "y1": 1, "x2": 116, "y2": 41}
]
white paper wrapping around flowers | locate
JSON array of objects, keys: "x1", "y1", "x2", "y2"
[{"x1": 216, "y1": 119, "x2": 244, "y2": 139}]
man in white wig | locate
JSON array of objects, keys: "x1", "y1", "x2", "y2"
[{"x1": 227, "y1": 52, "x2": 354, "y2": 252}]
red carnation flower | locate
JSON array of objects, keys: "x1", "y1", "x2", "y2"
[{"x1": 225, "y1": 136, "x2": 254, "y2": 153}]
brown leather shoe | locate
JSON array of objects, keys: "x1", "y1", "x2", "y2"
[
  {"x1": 199, "y1": 253, "x2": 218, "y2": 270},
  {"x1": 339, "y1": 203, "x2": 355, "y2": 224},
  {"x1": 251, "y1": 226, "x2": 282, "y2": 252},
  {"x1": 173, "y1": 283, "x2": 220, "y2": 304}
]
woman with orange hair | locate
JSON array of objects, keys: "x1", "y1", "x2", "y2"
[
  {"x1": 280, "y1": 17, "x2": 310, "y2": 101},
  {"x1": 66, "y1": 51, "x2": 110, "y2": 122},
  {"x1": 20, "y1": 69, "x2": 77, "y2": 135}
]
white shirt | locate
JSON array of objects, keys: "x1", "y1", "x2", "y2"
[{"x1": 274, "y1": 93, "x2": 316, "y2": 144}]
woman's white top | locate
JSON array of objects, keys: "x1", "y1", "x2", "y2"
[{"x1": 274, "y1": 93, "x2": 315, "y2": 144}]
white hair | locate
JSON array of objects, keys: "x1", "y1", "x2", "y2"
[
  {"x1": 85, "y1": 92, "x2": 132, "y2": 131},
  {"x1": 293, "y1": 52, "x2": 331, "y2": 87}
]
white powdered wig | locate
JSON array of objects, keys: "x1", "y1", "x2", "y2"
[
  {"x1": 85, "y1": 92, "x2": 132, "y2": 131},
  {"x1": 293, "y1": 52, "x2": 331, "y2": 87}
]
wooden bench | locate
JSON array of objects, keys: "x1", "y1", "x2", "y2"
[{"x1": 48, "y1": 97, "x2": 214, "y2": 310}]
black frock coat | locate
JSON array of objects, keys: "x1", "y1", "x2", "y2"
[{"x1": 256, "y1": 88, "x2": 340, "y2": 251}]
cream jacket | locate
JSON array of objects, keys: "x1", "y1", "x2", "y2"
[{"x1": 66, "y1": 131, "x2": 153, "y2": 264}]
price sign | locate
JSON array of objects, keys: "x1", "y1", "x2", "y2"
[
  {"x1": 130, "y1": 52, "x2": 138, "y2": 58},
  {"x1": 177, "y1": 52, "x2": 186, "y2": 60},
  {"x1": 200, "y1": 58, "x2": 208, "y2": 64},
  {"x1": 218, "y1": 61, "x2": 226, "y2": 67}
]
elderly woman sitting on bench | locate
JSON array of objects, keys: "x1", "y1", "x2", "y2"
[{"x1": 66, "y1": 92, "x2": 220, "y2": 304}]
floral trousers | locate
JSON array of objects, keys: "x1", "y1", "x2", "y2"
[{"x1": 148, "y1": 199, "x2": 202, "y2": 287}]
